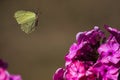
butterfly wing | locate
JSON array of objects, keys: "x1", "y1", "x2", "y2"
[
  {"x1": 21, "y1": 20, "x2": 36, "y2": 34},
  {"x1": 14, "y1": 10, "x2": 36, "y2": 24},
  {"x1": 14, "y1": 10, "x2": 37, "y2": 34}
]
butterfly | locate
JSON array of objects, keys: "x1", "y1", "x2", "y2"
[{"x1": 14, "y1": 10, "x2": 38, "y2": 34}]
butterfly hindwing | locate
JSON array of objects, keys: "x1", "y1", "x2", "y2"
[{"x1": 21, "y1": 20, "x2": 36, "y2": 34}]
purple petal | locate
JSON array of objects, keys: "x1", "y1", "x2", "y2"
[
  {"x1": 10, "y1": 75, "x2": 22, "y2": 80},
  {"x1": 0, "y1": 59, "x2": 8, "y2": 69},
  {"x1": 53, "y1": 68, "x2": 65, "y2": 80}
]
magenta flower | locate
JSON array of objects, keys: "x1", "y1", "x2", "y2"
[
  {"x1": 98, "y1": 36, "x2": 120, "y2": 64},
  {"x1": 10, "y1": 75, "x2": 22, "y2": 80},
  {"x1": 0, "y1": 59, "x2": 22, "y2": 80},
  {"x1": 0, "y1": 59, "x2": 8, "y2": 69},
  {"x1": 104, "y1": 25, "x2": 120, "y2": 44},
  {"x1": 76, "y1": 26, "x2": 104, "y2": 45},
  {"x1": 0, "y1": 68, "x2": 9, "y2": 80},
  {"x1": 65, "y1": 26, "x2": 104, "y2": 66},
  {"x1": 65, "y1": 61, "x2": 95, "y2": 80},
  {"x1": 65, "y1": 61, "x2": 86, "y2": 80},
  {"x1": 53, "y1": 25, "x2": 120, "y2": 80},
  {"x1": 53, "y1": 68, "x2": 65, "y2": 80},
  {"x1": 92, "y1": 62, "x2": 119, "y2": 80}
]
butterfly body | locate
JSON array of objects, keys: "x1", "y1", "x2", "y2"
[{"x1": 14, "y1": 10, "x2": 38, "y2": 34}]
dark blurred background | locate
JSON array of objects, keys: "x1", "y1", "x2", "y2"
[{"x1": 0, "y1": 0, "x2": 120, "y2": 80}]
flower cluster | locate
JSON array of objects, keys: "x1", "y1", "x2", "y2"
[
  {"x1": 0, "y1": 59, "x2": 22, "y2": 80},
  {"x1": 53, "y1": 25, "x2": 120, "y2": 80}
]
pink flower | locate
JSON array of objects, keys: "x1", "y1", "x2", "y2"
[
  {"x1": 0, "y1": 59, "x2": 22, "y2": 80},
  {"x1": 64, "y1": 61, "x2": 94, "y2": 80},
  {"x1": 91, "y1": 62, "x2": 119, "y2": 80},
  {"x1": 10, "y1": 75, "x2": 22, "y2": 80},
  {"x1": 53, "y1": 68, "x2": 65, "y2": 80},
  {"x1": 65, "y1": 61, "x2": 86, "y2": 80},
  {"x1": 0, "y1": 68, "x2": 9, "y2": 80},
  {"x1": 53, "y1": 25, "x2": 120, "y2": 80},
  {"x1": 65, "y1": 26, "x2": 104, "y2": 66},
  {"x1": 98, "y1": 36, "x2": 120, "y2": 64}
]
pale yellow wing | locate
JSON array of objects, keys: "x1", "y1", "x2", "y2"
[
  {"x1": 14, "y1": 10, "x2": 36, "y2": 24},
  {"x1": 21, "y1": 20, "x2": 36, "y2": 34}
]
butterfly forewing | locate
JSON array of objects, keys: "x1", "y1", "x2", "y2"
[{"x1": 14, "y1": 10, "x2": 36, "y2": 24}]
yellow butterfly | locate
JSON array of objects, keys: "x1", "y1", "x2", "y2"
[{"x1": 14, "y1": 10, "x2": 38, "y2": 34}]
